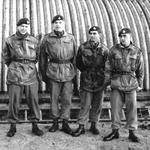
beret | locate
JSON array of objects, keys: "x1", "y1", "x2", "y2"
[
  {"x1": 118, "y1": 28, "x2": 131, "y2": 37},
  {"x1": 52, "y1": 15, "x2": 64, "y2": 23},
  {"x1": 89, "y1": 26, "x2": 101, "y2": 34},
  {"x1": 17, "y1": 18, "x2": 30, "y2": 26}
]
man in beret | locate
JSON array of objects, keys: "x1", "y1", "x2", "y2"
[
  {"x1": 103, "y1": 28, "x2": 144, "y2": 142},
  {"x1": 39, "y1": 15, "x2": 77, "y2": 135},
  {"x1": 3, "y1": 17, "x2": 44, "y2": 137},
  {"x1": 72, "y1": 26, "x2": 109, "y2": 137}
]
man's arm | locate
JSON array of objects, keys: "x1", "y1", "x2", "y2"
[
  {"x1": 2, "y1": 40, "x2": 11, "y2": 67},
  {"x1": 39, "y1": 39, "x2": 48, "y2": 83},
  {"x1": 136, "y1": 51, "x2": 144, "y2": 90}
]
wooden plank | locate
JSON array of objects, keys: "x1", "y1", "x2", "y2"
[
  {"x1": 36, "y1": 0, "x2": 45, "y2": 34},
  {"x1": 61, "y1": 0, "x2": 72, "y2": 33},
  {"x1": 55, "y1": 0, "x2": 63, "y2": 15},
  {"x1": 103, "y1": 0, "x2": 119, "y2": 44},
  {"x1": 121, "y1": 0, "x2": 140, "y2": 47},
  {"x1": 0, "y1": 0, "x2": 3, "y2": 91},
  {"x1": 30, "y1": 0, "x2": 38, "y2": 36},
  {"x1": 109, "y1": 0, "x2": 124, "y2": 31},
  {"x1": 73, "y1": 0, "x2": 86, "y2": 43},
  {"x1": 79, "y1": 0, "x2": 91, "y2": 39},
  {"x1": 16, "y1": 0, "x2": 23, "y2": 21},
  {"x1": 0, "y1": 99, "x2": 149, "y2": 111},
  {"x1": 9, "y1": 0, "x2": 16, "y2": 35},
  {"x1": 67, "y1": 0, "x2": 80, "y2": 46},
  {"x1": 23, "y1": 0, "x2": 30, "y2": 19},
  {"x1": 115, "y1": 0, "x2": 130, "y2": 28},
  {"x1": 42, "y1": 0, "x2": 51, "y2": 33},
  {"x1": 2, "y1": 0, "x2": 10, "y2": 92},
  {"x1": 96, "y1": 0, "x2": 113, "y2": 48},
  {"x1": 49, "y1": 0, "x2": 57, "y2": 20},
  {"x1": 91, "y1": 0, "x2": 107, "y2": 45},
  {"x1": 86, "y1": 0, "x2": 98, "y2": 26}
]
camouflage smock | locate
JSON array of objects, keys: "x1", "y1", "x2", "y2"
[
  {"x1": 39, "y1": 31, "x2": 77, "y2": 82},
  {"x1": 76, "y1": 41, "x2": 109, "y2": 92},
  {"x1": 105, "y1": 43, "x2": 144, "y2": 92},
  {"x1": 2, "y1": 32, "x2": 39, "y2": 85}
]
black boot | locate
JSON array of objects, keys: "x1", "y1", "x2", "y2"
[
  {"x1": 103, "y1": 129, "x2": 119, "y2": 141},
  {"x1": 89, "y1": 122, "x2": 99, "y2": 135},
  {"x1": 49, "y1": 119, "x2": 59, "y2": 132},
  {"x1": 128, "y1": 130, "x2": 140, "y2": 142},
  {"x1": 61, "y1": 119, "x2": 73, "y2": 135},
  {"x1": 32, "y1": 123, "x2": 44, "y2": 136},
  {"x1": 72, "y1": 124, "x2": 85, "y2": 137},
  {"x1": 7, "y1": 124, "x2": 16, "y2": 137}
]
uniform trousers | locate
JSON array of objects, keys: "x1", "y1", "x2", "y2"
[
  {"x1": 48, "y1": 80, "x2": 73, "y2": 120},
  {"x1": 7, "y1": 82, "x2": 40, "y2": 123},
  {"x1": 78, "y1": 90, "x2": 104, "y2": 125},
  {"x1": 111, "y1": 89, "x2": 138, "y2": 130}
]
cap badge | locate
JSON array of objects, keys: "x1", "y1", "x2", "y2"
[
  {"x1": 93, "y1": 27, "x2": 96, "y2": 30},
  {"x1": 122, "y1": 30, "x2": 125, "y2": 33}
]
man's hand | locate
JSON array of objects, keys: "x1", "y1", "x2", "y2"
[
  {"x1": 106, "y1": 85, "x2": 111, "y2": 92},
  {"x1": 137, "y1": 87, "x2": 142, "y2": 92}
]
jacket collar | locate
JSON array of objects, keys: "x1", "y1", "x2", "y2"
[
  {"x1": 15, "y1": 31, "x2": 29, "y2": 40},
  {"x1": 49, "y1": 31, "x2": 68, "y2": 37},
  {"x1": 86, "y1": 40, "x2": 102, "y2": 49},
  {"x1": 117, "y1": 43, "x2": 134, "y2": 51}
]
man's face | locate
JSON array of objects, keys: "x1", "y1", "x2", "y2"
[
  {"x1": 17, "y1": 24, "x2": 29, "y2": 34},
  {"x1": 53, "y1": 20, "x2": 65, "y2": 32},
  {"x1": 89, "y1": 31, "x2": 100, "y2": 43},
  {"x1": 119, "y1": 33, "x2": 132, "y2": 47}
]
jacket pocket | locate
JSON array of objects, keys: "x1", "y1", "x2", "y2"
[
  {"x1": 130, "y1": 56, "x2": 137, "y2": 71},
  {"x1": 114, "y1": 55, "x2": 122, "y2": 69},
  {"x1": 7, "y1": 67, "x2": 20, "y2": 83}
]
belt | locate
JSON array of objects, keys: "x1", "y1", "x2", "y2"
[
  {"x1": 14, "y1": 59, "x2": 36, "y2": 64},
  {"x1": 112, "y1": 71, "x2": 134, "y2": 75},
  {"x1": 50, "y1": 59, "x2": 71, "y2": 64}
]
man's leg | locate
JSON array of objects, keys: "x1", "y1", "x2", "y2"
[
  {"x1": 60, "y1": 81, "x2": 73, "y2": 134},
  {"x1": 48, "y1": 80, "x2": 61, "y2": 132},
  {"x1": 125, "y1": 91, "x2": 139, "y2": 142},
  {"x1": 72, "y1": 90, "x2": 92, "y2": 137},
  {"x1": 89, "y1": 90, "x2": 104, "y2": 135},
  {"x1": 25, "y1": 82, "x2": 43, "y2": 136},
  {"x1": 103, "y1": 90, "x2": 124, "y2": 141},
  {"x1": 7, "y1": 84, "x2": 22, "y2": 137}
]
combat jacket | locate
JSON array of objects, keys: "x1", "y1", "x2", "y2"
[
  {"x1": 105, "y1": 43, "x2": 144, "y2": 92},
  {"x1": 2, "y1": 33, "x2": 39, "y2": 85},
  {"x1": 39, "y1": 31, "x2": 77, "y2": 82},
  {"x1": 76, "y1": 41, "x2": 109, "y2": 92}
]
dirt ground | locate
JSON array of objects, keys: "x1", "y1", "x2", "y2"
[{"x1": 1, "y1": 122, "x2": 150, "y2": 150}]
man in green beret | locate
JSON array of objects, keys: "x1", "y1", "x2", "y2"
[
  {"x1": 39, "y1": 15, "x2": 77, "y2": 135},
  {"x1": 103, "y1": 28, "x2": 144, "y2": 142},
  {"x1": 72, "y1": 26, "x2": 109, "y2": 137},
  {"x1": 3, "y1": 17, "x2": 44, "y2": 137}
]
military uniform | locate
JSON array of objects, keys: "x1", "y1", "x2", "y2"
[
  {"x1": 39, "y1": 31, "x2": 76, "y2": 120},
  {"x1": 105, "y1": 43, "x2": 144, "y2": 130},
  {"x1": 3, "y1": 31, "x2": 40, "y2": 123},
  {"x1": 3, "y1": 18, "x2": 44, "y2": 137},
  {"x1": 76, "y1": 41, "x2": 109, "y2": 125}
]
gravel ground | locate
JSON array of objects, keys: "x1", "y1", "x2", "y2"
[{"x1": 1, "y1": 122, "x2": 150, "y2": 150}]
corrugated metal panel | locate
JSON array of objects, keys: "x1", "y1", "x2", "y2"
[{"x1": 0, "y1": 0, "x2": 150, "y2": 91}]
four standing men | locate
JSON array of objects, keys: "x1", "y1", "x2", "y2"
[
  {"x1": 72, "y1": 26, "x2": 109, "y2": 137},
  {"x1": 103, "y1": 28, "x2": 144, "y2": 142},
  {"x1": 3, "y1": 18, "x2": 44, "y2": 137},
  {"x1": 2, "y1": 14, "x2": 144, "y2": 143},
  {"x1": 39, "y1": 15, "x2": 76, "y2": 135}
]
